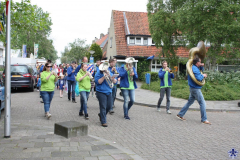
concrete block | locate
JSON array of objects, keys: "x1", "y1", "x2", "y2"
[{"x1": 54, "y1": 121, "x2": 88, "y2": 138}]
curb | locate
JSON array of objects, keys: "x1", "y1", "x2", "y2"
[{"x1": 116, "y1": 97, "x2": 240, "y2": 112}]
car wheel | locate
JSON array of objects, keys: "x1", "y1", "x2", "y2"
[{"x1": 30, "y1": 82, "x2": 34, "y2": 92}]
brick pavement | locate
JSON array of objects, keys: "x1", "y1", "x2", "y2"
[
  {"x1": 0, "y1": 88, "x2": 240, "y2": 160},
  {"x1": 116, "y1": 81, "x2": 240, "y2": 111}
]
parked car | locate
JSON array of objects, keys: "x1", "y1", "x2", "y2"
[{"x1": 3, "y1": 64, "x2": 35, "y2": 92}]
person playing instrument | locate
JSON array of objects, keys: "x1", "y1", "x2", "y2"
[
  {"x1": 157, "y1": 60, "x2": 174, "y2": 114},
  {"x1": 108, "y1": 58, "x2": 119, "y2": 114},
  {"x1": 177, "y1": 58, "x2": 211, "y2": 124},
  {"x1": 119, "y1": 57, "x2": 138, "y2": 120},
  {"x1": 40, "y1": 62, "x2": 58, "y2": 119},
  {"x1": 58, "y1": 73, "x2": 65, "y2": 98},
  {"x1": 67, "y1": 61, "x2": 78, "y2": 103},
  {"x1": 95, "y1": 62, "x2": 117, "y2": 127},
  {"x1": 76, "y1": 63, "x2": 92, "y2": 120}
]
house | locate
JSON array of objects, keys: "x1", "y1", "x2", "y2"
[
  {"x1": 106, "y1": 10, "x2": 190, "y2": 73},
  {"x1": 92, "y1": 33, "x2": 108, "y2": 60}
]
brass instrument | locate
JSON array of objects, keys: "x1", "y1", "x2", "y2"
[
  {"x1": 169, "y1": 70, "x2": 173, "y2": 74},
  {"x1": 186, "y1": 41, "x2": 206, "y2": 86},
  {"x1": 103, "y1": 70, "x2": 114, "y2": 88},
  {"x1": 128, "y1": 63, "x2": 134, "y2": 81},
  {"x1": 112, "y1": 67, "x2": 119, "y2": 74},
  {"x1": 87, "y1": 71, "x2": 94, "y2": 80}
]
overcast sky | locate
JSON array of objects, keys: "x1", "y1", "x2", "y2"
[{"x1": 15, "y1": 0, "x2": 148, "y2": 63}]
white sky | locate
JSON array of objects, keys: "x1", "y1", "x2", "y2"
[{"x1": 14, "y1": 0, "x2": 148, "y2": 63}]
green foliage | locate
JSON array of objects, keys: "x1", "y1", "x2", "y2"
[
  {"x1": 86, "y1": 43, "x2": 103, "y2": 62},
  {"x1": 141, "y1": 71, "x2": 240, "y2": 100},
  {"x1": 140, "y1": 72, "x2": 159, "y2": 82},
  {"x1": 0, "y1": 0, "x2": 57, "y2": 61},
  {"x1": 137, "y1": 58, "x2": 150, "y2": 80},
  {"x1": 62, "y1": 39, "x2": 89, "y2": 63}
]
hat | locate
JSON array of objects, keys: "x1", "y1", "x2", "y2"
[
  {"x1": 125, "y1": 57, "x2": 135, "y2": 63},
  {"x1": 59, "y1": 72, "x2": 64, "y2": 77},
  {"x1": 99, "y1": 62, "x2": 109, "y2": 71}
]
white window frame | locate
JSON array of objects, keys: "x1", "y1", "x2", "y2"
[
  {"x1": 143, "y1": 38, "x2": 148, "y2": 45},
  {"x1": 135, "y1": 37, "x2": 141, "y2": 44},
  {"x1": 129, "y1": 37, "x2": 135, "y2": 44}
]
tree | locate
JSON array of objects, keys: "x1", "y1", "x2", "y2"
[
  {"x1": 0, "y1": 0, "x2": 58, "y2": 61},
  {"x1": 176, "y1": 0, "x2": 240, "y2": 69},
  {"x1": 147, "y1": 0, "x2": 186, "y2": 66},
  {"x1": 67, "y1": 39, "x2": 89, "y2": 63},
  {"x1": 86, "y1": 43, "x2": 103, "y2": 62}
]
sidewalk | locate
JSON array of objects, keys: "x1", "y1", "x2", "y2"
[
  {"x1": 0, "y1": 123, "x2": 143, "y2": 160},
  {"x1": 116, "y1": 81, "x2": 240, "y2": 112}
]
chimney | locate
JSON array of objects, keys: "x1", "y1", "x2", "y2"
[
  {"x1": 95, "y1": 37, "x2": 98, "y2": 41},
  {"x1": 100, "y1": 33, "x2": 104, "y2": 39}
]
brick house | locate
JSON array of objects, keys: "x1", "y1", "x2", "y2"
[{"x1": 106, "y1": 10, "x2": 189, "y2": 73}]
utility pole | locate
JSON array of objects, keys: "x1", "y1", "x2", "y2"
[{"x1": 4, "y1": 0, "x2": 11, "y2": 138}]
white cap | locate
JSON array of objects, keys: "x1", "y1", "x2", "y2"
[
  {"x1": 125, "y1": 57, "x2": 135, "y2": 63},
  {"x1": 99, "y1": 62, "x2": 109, "y2": 71}
]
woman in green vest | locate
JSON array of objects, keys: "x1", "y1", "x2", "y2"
[
  {"x1": 76, "y1": 63, "x2": 92, "y2": 119},
  {"x1": 40, "y1": 62, "x2": 58, "y2": 119}
]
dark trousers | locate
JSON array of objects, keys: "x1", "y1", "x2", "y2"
[
  {"x1": 96, "y1": 92, "x2": 112, "y2": 124},
  {"x1": 68, "y1": 80, "x2": 76, "y2": 100},
  {"x1": 157, "y1": 87, "x2": 171, "y2": 110}
]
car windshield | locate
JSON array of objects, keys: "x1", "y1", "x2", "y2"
[{"x1": 11, "y1": 66, "x2": 28, "y2": 75}]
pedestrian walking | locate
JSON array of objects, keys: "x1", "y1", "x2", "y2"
[
  {"x1": 177, "y1": 58, "x2": 211, "y2": 124},
  {"x1": 95, "y1": 62, "x2": 117, "y2": 127},
  {"x1": 40, "y1": 62, "x2": 58, "y2": 119},
  {"x1": 118, "y1": 57, "x2": 138, "y2": 120},
  {"x1": 58, "y1": 73, "x2": 65, "y2": 98},
  {"x1": 76, "y1": 63, "x2": 92, "y2": 120},
  {"x1": 157, "y1": 60, "x2": 174, "y2": 114},
  {"x1": 67, "y1": 61, "x2": 77, "y2": 103}
]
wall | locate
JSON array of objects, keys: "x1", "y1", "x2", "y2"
[{"x1": 106, "y1": 11, "x2": 117, "y2": 59}]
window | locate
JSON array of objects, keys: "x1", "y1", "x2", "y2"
[
  {"x1": 152, "y1": 40, "x2": 155, "y2": 45},
  {"x1": 129, "y1": 37, "x2": 135, "y2": 44},
  {"x1": 151, "y1": 59, "x2": 162, "y2": 72},
  {"x1": 143, "y1": 38, "x2": 148, "y2": 45},
  {"x1": 110, "y1": 37, "x2": 113, "y2": 48},
  {"x1": 136, "y1": 37, "x2": 141, "y2": 44}
]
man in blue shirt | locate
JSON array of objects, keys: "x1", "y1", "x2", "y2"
[
  {"x1": 67, "y1": 61, "x2": 77, "y2": 103},
  {"x1": 108, "y1": 59, "x2": 119, "y2": 114},
  {"x1": 177, "y1": 58, "x2": 211, "y2": 124},
  {"x1": 95, "y1": 62, "x2": 117, "y2": 127}
]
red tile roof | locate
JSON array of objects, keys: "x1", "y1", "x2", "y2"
[
  {"x1": 102, "y1": 51, "x2": 107, "y2": 59},
  {"x1": 95, "y1": 34, "x2": 108, "y2": 46},
  {"x1": 113, "y1": 10, "x2": 189, "y2": 58}
]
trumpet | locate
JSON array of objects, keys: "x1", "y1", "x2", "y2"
[
  {"x1": 128, "y1": 63, "x2": 133, "y2": 81},
  {"x1": 87, "y1": 71, "x2": 93, "y2": 79},
  {"x1": 112, "y1": 67, "x2": 119, "y2": 74},
  {"x1": 103, "y1": 70, "x2": 114, "y2": 88}
]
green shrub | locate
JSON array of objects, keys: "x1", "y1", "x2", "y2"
[{"x1": 140, "y1": 72, "x2": 159, "y2": 82}]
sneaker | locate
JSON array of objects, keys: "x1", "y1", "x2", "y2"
[
  {"x1": 85, "y1": 114, "x2": 89, "y2": 120},
  {"x1": 98, "y1": 113, "x2": 101, "y2": 122},
  {"x1": 102, "y1": 123, "x2": 108, "y2": 127},
  {"x1": 72, "y1": 100, "x2": 77, "y2": 103},
  {"x1": 176, "y1": 115, "x2": 186, "y2": 121},
  {"x1": 157, "y1": 107, "x2": 160, "y2": 112},
  {"x1": 40, "y1": 101, "x2": 44, "y2": 103},
  {"x1": 68, "y1": 99, "x2": 71, "y2": 101},
  {"x1": 79, "y1": 112, "x2": 84, "y2": 116},
  {"x1": 202, "y1": 120, "x2": 211, "y2": 125},
  {"x1": 40, "y1": 96, "x2": 42, "y2": 98},
  {"x1": 124, "y1": 116, "x2": 130, "y2": 120},
  {"x1": 109, "y1": 110, "x2": 114, "y2": 114},
  {"x1": 166, "y1": 110, "x2": 172, "y2": 114},
  {"x1": 46, "y1": 113, "x2": 51, "y2": 119}
]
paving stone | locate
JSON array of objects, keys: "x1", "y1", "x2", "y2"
[
  {"x1": 42, "y1": 147, "x2": 60, "y2": 152},
  {"x1": 71, "y1": 151, "x2": 90, "y2": 157},
  {"x1": 51, "y1": 151, "x2": 71, "y2": 157},
  {"x1": 45, "y1": 138, "x2": 61, "y2": 143},
  {"x1": 22, "y1": 147, "x2": 41, "y2": 152},
  {"x1": 34, "y1": 142, "x2": 53, "y2": 147},
  {"x1": 111, "y1": 154, "x2": 134, "y2": 160},
  {"x1": 98, "y1": 155, "x2": 115, "y2": 160},
  {"x1": 17, "y1": 143, "x2": 35, "y2": 148},
  {"x1": 104, "y1": 149, "x2": 124, "y2": 154},
  {"x1": 52, "y1": 142, "x2": 70, "y2": 147},
  {"x1": 64, "y1": 158, "x2": 84, "y2": 160},
  {"x1": 95, "y1": 144, "x2": 117, "y2": 150},
  {"x1": 90, "y1": 150, "x2": 109, "y2": 156},
  {"x1": 60, "y1": 146, "x2": 78, "y2": 151},
  {"x1": 31, "y1": 152, "x2": 51, "y2": 158},
  {"x1": 69, "y1": 142, "x2": 79, "y2": 146},
  {"x1": 84, "y1": 157, "x2": 98, "y2": 160}
]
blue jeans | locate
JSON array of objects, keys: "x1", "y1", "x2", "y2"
[
  {"x1": 68, "y1": 80, "x2": 76, "y2": 100},
  {"x1": 96, "y1": 92, "x2": 112, "y2": 124},
  {"x1": 178, "y1": 88, "x2": 207, "y2": 122},
  {"x1": 40, "y1": 91, "x2": 54, "y2": 112},
  {"x1": 80, "y1": 91, "x2": 90, "y2": 115},
  {"x1": 121, "y1": 89, "x2": 135, "y2": 117},
  {"x1": 110, "y1": 85, "x2": 117, "y2": 111}
]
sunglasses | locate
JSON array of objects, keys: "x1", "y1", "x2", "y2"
[{"x1": 46, "y1": 66, "x2": 52, "y2": 68}]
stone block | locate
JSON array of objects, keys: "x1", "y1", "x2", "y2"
[{"x1": 54, "y1": 121, "x2": 88, "y2": 138}]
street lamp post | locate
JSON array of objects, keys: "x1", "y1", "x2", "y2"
[{"x1": 89, "y1": 50, "x2": 95, "y2": 63}]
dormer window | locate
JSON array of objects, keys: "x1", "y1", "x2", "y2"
[
  {"x1": 143, "y1": 38, "x2": 148, "y2": 45},
  {"x1": 136, "y1": 37, "x2": 141, "y2": 44},
  {"x1": 152, "y1": 40, "x2": 155, "y2": 45},
  {"x1": 130, "y1": 37, "x2": 135, "y2": 44}
]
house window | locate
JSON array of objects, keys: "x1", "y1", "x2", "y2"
[
  {"x1": 151, "y1": 59, "x2": 162, "y2": 72},
  {"x1": 129, "y1": 37, "x2": 135, "y2": 44},
  {"x1": 136, "y1": 37, "x2": 141, "y2": 44},
  {"x1": 143, "y1": 38, "x2": 148, "y2": 45},
  {"x1": 152, "y1": 39, "x2": 155, "y2": 45}
]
